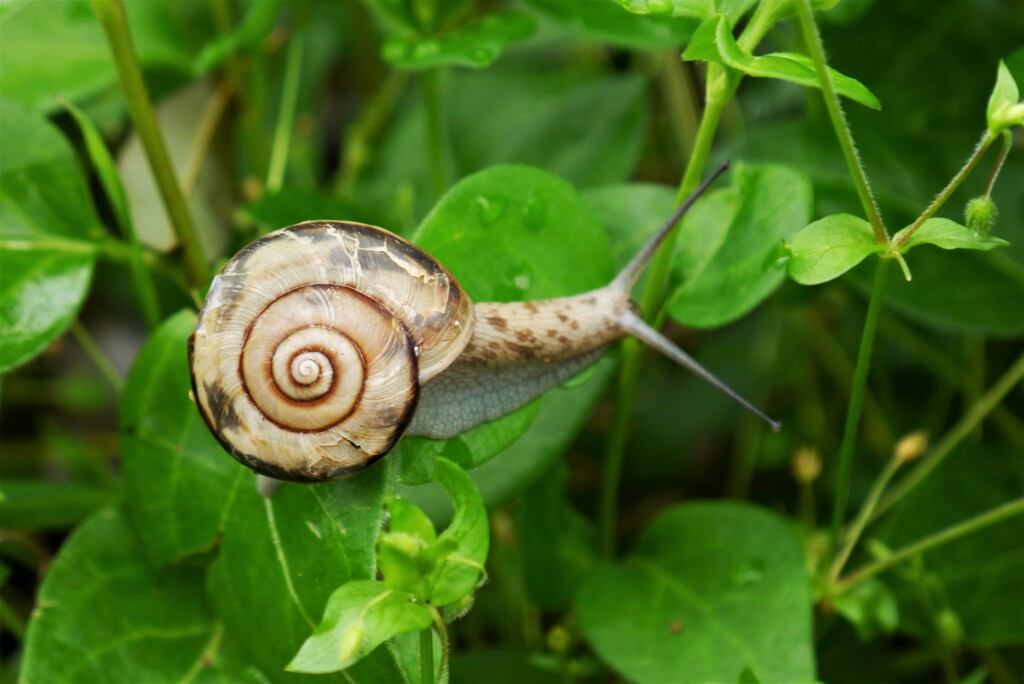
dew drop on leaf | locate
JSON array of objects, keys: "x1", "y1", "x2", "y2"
[
  {"x1": 521, "y1": 197, "x2": 547, "y2": 231},
  {"x1": 728, "y1": 559, "x2": 765, "y2": 589},
  {"x1": 413, "y1": 40, "x2": 440, "y2": 59},
  {"x1": 476, "y1": 195, "x2": 507, "y2": 225}
]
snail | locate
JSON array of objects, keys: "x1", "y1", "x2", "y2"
[{"x1": 188, "y1": 163, "x2": 779, "y2": 483}]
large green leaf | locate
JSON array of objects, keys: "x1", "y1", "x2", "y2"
[
  {"x1": 524, "y1": 0, "x2": 697, "y2": 50},
  {"x1": 120, "y1": 310, "x2": 245, "y2": 566},
  {"x1": 394, "y1": 165, "x2": 614, "y2": 483},
  {"x1": 667, "y1": 163, "x2": 813, "y2": 327},
  {"x1": 20, "y1": 506, "x2": 221, "y2": 682},
  {"x1": 0, "y1": 98, "x2": 101, "y2": 373},
  {"x1": 576, "y1": 502, "x2": 815, "y2": 683},
  {"x1": 205, "y1": 464, "x2": 403, "y2": 680},
  {"x1": 0, "y1": 0, "x2": 215, "y2": 111}
]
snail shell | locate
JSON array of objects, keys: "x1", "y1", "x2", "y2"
[{"x1": 189, "y1": 221, "x2": 473, "y2": 482}]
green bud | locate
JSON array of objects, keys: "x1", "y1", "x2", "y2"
[
  {"x1": 965, "y1": 196, "x2": 998, "y2": 239},
  {"x1": 936, "y1": 609, "x2": 963, "y2": 644}
]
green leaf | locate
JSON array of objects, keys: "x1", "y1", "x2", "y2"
[
  {"x1": 880, "y1": 444, "x2": 1024, "y2": 645},
  {"x1": 378, "y1": 498, "x2": 437, "y2": 596},
  {"x1": 287, "y1": 581, "x2": 433, "y2": 674},
  {"x1": 206, "y1": 465, "x2": 403, "y2": 679},
  {"x1": 515, "y1": 462, "x2": 597, "y2": 610},
  {"x1": 20, "y1": 506, "x2": 220, "y2": 682},
  {"x1": 61, "y1": 99, "x2": 132, "y2": 233},
  {"x1": 0, "y1": 480, "x2": 115, "y2": 530},
  {"x1": 576, "y1": 502, "x2": 814, "y2": 684},
  {"x1": 987, "y1": 60, "x2": 1024, "y2": 134},
  {"x1": 121, "y1": 310, "x2": 244, "y2": 566},
  {"x1": 383, "y1": 12, "x2": 536, "y2": 70},
  {"x1": 616, "y1": 0, "x2": 757, "y2": 21},
  {"x1": 425, "y1": 458, "x2": 489, "y2": 606},
  {"x1": 667, "y1": 163, "x2": 813, "y2": 327},
  {"x1": 832, "y1": 578, "x2": 899, "y2": 640},
  {"x1": 895, "y1": 218, "x2": 1009, "y2": 253},
  {"x1": 787, "y1": 213, "x2": 884, "y2": 285},
  {"x1": 524, "y1": 0, "x2": 697, "y2": 50},
  {"x1": 0, "y1": 98, "x2": 100, "y2": 373},
  {"x1": 394, "y1": 165, "x2": 614, "y2": 483},
  {"x1": 0, "y1": 0, "x2": 214, "y2": 111},
  {"x1": 683, "y1": 15, "x2": 881, "y2": 109}
]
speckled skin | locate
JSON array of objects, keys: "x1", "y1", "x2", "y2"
[{"x1": 408, "y1": 290, "x2": 631, "y2": 439}]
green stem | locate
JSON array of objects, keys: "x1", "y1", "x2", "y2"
[
  {"x1": 335, "y1": 71, "x2": 409, "y2": 197},
  {"x1": 983, "y1": 130, "x2": 1012, "y2": 198},
  {"x1": 827, "y1": 258, "x2": 890, "y2": 557},
  {"x1": 795, "y1": 0, "x2": 886, "y2": 243},
  {"x1": 873, "y1": 349, "x2": 1024, "y2": 520},
  {"x1": 835, "y1": 497, "x2": 1024, "y2": 593},
  {"x1": 419, "y1": 627, "x2": 433, "y2": 684},
  {"x1": 71, "y1": 321, "x2": 124, "y2": 393},
  {"x1": 91, "y1": 0, "x2": 208, "y2": 288},
  {"x1": 266, "y1": 29, "x2": 305, "y2": 193},
  {"x1": 422, "y1": 68, "x2": 446, "y2": 199},
  {"x1": 892, "y1": 129, "x2": 996, "y2": 250},
  {"x1": 599, "y1": 81, "x2": 728, "y2": 559},
  {"x1": 429, "y1": 608, "x2": 448, "y2": 684},
  {"x1": 828, "y1": 456, "x2": 902, "y2": 582}
]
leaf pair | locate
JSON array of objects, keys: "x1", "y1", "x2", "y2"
[{"x1": 287, "y1": 458, "x2": 488, "y2": 675}]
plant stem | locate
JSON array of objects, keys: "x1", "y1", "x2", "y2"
[
  {"x1": 422, "y1": 68, "x2": 446, "y2": 199},
  {"x1": 266, "y1": 29, "x2": 305, "y2": 193},
  {"x1": 795, "y1": 0, "x2": 886, "y2": 243},
  {"x1": 71, "y1": 321, "x2": 123, "y2": 393},
  {"x1": 419, "y1": 627, "x2": 433, "y2": 684},
  {"x1": 827, "y1": 257, "x2": 890, "y2": 558},
  {"x1": 835, "y1": 497, "x2": 1024, "y2": 592},
  {"x1": 828, "y1": 456, "x2": 901, "y2": 582},
  {"x1": 335, "y1": 71, "x2": 409, "y2": 197},
  {"x1": 91, "y1": 0, "x2": 208, "y2": 288},
  {"x1": 599, "y1": 78, "x2": 728, "y2": 559},
  {"x1": 873, "y1": 349, "x2": 1024, "y2": 520},
  {"x1": 893, "y1": 129, "x2": 996, "y2": 250},
  {"x1": 983, "y1": 130, "x2": 1012, "y2": 198}
]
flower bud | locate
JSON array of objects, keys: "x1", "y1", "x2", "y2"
[
  {"x1": 894, "y1": 430, "x2": 928, "y2": 463},
  {"x1": 965, "y1": 196, "x2": 998, "y2": 239},
  {"x1": 792, "y1": 446, "x2": 822, "y2": 484}
]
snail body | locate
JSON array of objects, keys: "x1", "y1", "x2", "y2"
[{"x1": 189, "y1": 165, "x2": 777, "y2": 483}]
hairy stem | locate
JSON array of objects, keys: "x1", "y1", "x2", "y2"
[
  {"x1": 795, "y1": 0, "x2": 886, "y2": 243},
  {"x1": 828, "y1": 258, "x2": 890, "y2": 557},
  {"x1": 893, "y1": 129, "x2": 996, "y2": 250},
  {"x1": 836, "y1": 497, "x2": 1024, "y2": 593},
  {"x1": 91, "y1": 0, "x2": 207, "y2": 288}
]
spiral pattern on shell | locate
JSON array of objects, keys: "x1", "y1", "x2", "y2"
[{"x1": 189, "y1": 221, "x2": 474, "y2": 482}]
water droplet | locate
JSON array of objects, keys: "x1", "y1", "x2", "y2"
[
  {"x1": 471, "y1": 48, "x2": 494, "y2": 64},
  {"x1": 521, "y1": 197, "x2": 547, "y2": 231},
  {"x1": 645, "y1": 0, "x2": 673, "y2": 14},
  {"x1": 514, "y1": 274, "x2": 531, "y2": 290},
  {"x1": 729, "y1": 560, "x2": 765, "y2": 589},
  {"x1": 477, "y1": 195, "x2": 507, "y2": 225},
  {"x1": 413, "y1": 40, "x2": 440, "y2": 59}
]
